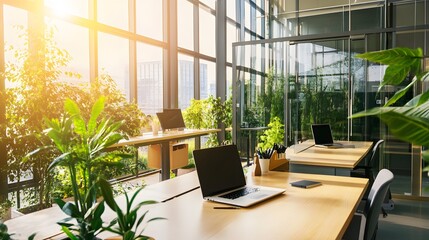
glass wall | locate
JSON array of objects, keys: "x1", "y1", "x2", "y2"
[{"x1": 233, "y1": 0, "x2": 429, "y2": 197}]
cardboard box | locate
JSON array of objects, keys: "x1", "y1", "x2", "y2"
[{"x1": 148, "y1": 142, "x2": 189, "y2": 170}]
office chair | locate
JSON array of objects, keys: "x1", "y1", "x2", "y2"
[
  {"x1": 350, "y1": 140, "x2": 384, "y2": 197},
  {"x1": 350, "y1": 139, "x2": 393, "y2": 216},
  {"x1": 343, "y1": 169, "x2": 394, "y2": 240}
]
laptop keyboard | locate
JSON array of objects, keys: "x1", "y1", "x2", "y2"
[{"x1": 219, "y1": 187, "x2": 260, "y2": 199}]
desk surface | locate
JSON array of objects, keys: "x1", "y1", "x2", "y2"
[
  {"x1": 5, "y1": 172, "x2": 200, "y2": 240},
  {"x1": 6, "y1": 171, "x2": 367, "y2": 240},
  {"x1": 110, "y1": 129, "x2": 220, "y2": 148},
  {"x1": 286, "y1": 140, "x2": 373, "y2": 169},
  {"x1": 143, "y1": 171, "x2": 368, "y2": 240}
]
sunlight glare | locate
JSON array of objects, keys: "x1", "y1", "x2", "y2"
[{"x1": 45, "y1": 0, "x2": 71, "y2": 17}]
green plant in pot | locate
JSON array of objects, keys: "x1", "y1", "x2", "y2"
[
  {"x1": 257, "y1": 116, "x2": 285, "y2": 159},
  {"x1": 28, "y1": 96, "x2": 133, "y2": 239},
  {"x1": 351, "y1": 47, "x2": 429, "y2": 176},
  {"x1": 98, "y1": 179, "x2": 165, "y2": 240}
]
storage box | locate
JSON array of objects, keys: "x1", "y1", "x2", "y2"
[{"x1": 148, "y1": 142, "x2": 189, "y2": 170}]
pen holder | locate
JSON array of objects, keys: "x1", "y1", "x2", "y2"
[{"x1": 259, "y1": 158, "x2": 270, "y2": 174}]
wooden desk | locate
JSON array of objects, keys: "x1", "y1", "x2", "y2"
[
  {"x1": 6, "y1": 171, "x2": 367, "y2": 240},
  {"x1": 285, "y1": 140, "x2": 373, "y2": 176},
  {"x1": 4, "y1": 172, "x2": 200, "y2": 240},
  {"x1": 110, "y1": 129, "x2": 220, "y2": 180},
  {"x1": 142, "y1": 171, "x2": 368, "y2": 240}
]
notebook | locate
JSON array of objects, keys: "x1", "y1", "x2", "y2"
[
  {"x1": 311, "y1": 124, "x2": 347, "y2": 148},
  {"x1": 193, "y1": 145, "x2": 285, "y2": 207}
]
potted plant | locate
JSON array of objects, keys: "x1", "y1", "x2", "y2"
[
  {"x1": 351, "y1": 47, "x2": 429, "y2": 176},
  {"x1": 98, "y1": 179, "x2": 165, "y2": 240},
  {"x1": 27, "y1": 96, "x2": 133, "y2": 239},
  {"x1": 256, "y1": 117, "x2": 285, "y2": 173}
]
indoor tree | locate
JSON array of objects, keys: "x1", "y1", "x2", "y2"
[{"x1": 2, "y1": 24, "x2": 146, "y2": 212}]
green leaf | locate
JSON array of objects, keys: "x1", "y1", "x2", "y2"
[
  {"x1": 48, "y1": 152, "x2": 73, "y2": 171},
  {"x1": 88, "y1": 96, "x2": 105, "y2": 134},
  {"x1": 61, "y1": 202, "x2": 81, "y2": 218},
  {"x1": 54, "y1": 198, "x2": 67, "y2": 209},
  {"x1": 356, "y1": 48, "x2": 423, "y2": 90},
  {"x1": 353, "y1": 106, "x2": 429, "y2": 147},
  {"x1": 355, "y1": 47, "x2": 422, "y2": 66},
  {"x1": 381, "y1": 63, "x2": 412, "y2": 87},
  {"x1": 98, "y1": 179, "x2": 117, "y2": 210},
  {"x1": 60, "y1": 226, "x2": 79, "y2": 240},
  {"x1": 384, "y1": 76, "x2": 418, "y2": 106}
]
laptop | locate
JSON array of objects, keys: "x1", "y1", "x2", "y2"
[
  {"x1": 193, "y1": 145, "x2": 285, "y2": 207},
  {"x1": 311, "y1": 124, "x2": 348, "y2": 148},
  {"x1": 156, "y1": 109, "x2": 186, "y2": 131}
]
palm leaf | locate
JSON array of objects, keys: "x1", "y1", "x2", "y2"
[
  {"x1": 384, "y1": 76, "x2": 418, "y2": 106},
  {"x1": 355, "y1": 47, "x2": 422, "y2": 66},
  {"x1": 351, "y1": 103, "x2": 429, "y2": 147},
  {"x1": 356, "y1": 48, "x2": 422, "y2": 90},
  {"x1": 88, "y1": 96, "x2": 105, "y2": 134},
  {"x1": 64, "y1": 99, "x2": 86, "y2": 136},
  {"x1": 98, "y1": 179, "x2": 117, "y2": 210}
]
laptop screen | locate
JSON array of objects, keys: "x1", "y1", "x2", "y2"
[
  {"x1": 156, "y1": 109, "x2": 186, "y2": 130},
  {"x1": 311, "y1": 124, "x2": 334, "y2": 145},
  {"x1": 193, "y1": 145, "x2": 246, "y2": 197}
]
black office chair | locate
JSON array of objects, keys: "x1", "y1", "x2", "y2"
[
  {"x1": 351, "y1": 140, "x2": 384, "y2": 198},
  {"x1": 343, "y1": 169, "x2": 394, "y2": 240},
  {"x1": 350, "y1": 140, "x2": 393, "y2": 216}
]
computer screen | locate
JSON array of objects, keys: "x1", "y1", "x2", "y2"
[
  {"x1": 156, "y1": 109, "x2": 186, "y2": 130},
  {"x1": 311, "y1": 124, "x2": 334, "y2": 145}
]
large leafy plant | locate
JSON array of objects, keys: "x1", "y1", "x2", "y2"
[
  {"x1": 29, "y1": 97, "x2": 133, "y2": 239},
  {"x1": 183, "y1": 95, "x2": 232, "y2": 147},
  {"x1": 352, "y1": 48, "x2": 429, "y2": 173},
  {"x1": 2, "y1": 25, "x2": 146, "y2": 211},
  {"x1": 98, "y1": 179, "x2": 165, "y2": 240}
]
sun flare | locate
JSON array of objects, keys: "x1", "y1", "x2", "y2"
[{"x1": 45, "y1": 0, "x2": 70, "y2": 17}]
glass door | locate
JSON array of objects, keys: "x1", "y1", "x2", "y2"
[{"x1": 288, "y1": 39, "x2": 356, "y2": 143}]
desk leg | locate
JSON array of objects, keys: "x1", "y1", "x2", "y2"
[{"x1": 160, "y1": 141, "x2": 170, "y2": 181}]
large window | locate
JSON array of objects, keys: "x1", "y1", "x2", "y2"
[
  {"x1": 3, "y1": 5, "x2": 27, "y2": 88},
  {"x1": 44, "y1": 0, "x2": 88, "y2": 18},
  {"x1": 97, "y1": 0, "x2": 129, "y2": 30},
  {"x1": 178, "y1": 0, "x2": 194, "y2": 50},
  {"x1": 136, "y1": 0, "x2": 163, "y2": 41},
  {"x1": 199, "y1": 7, "x2": 216, "y2": 57},
  {"x1": 137, "y1": 42, "x2": 163, "y2": 115},
  {"x1": 98, "y1": 32, "x2": 130, "y2": 99},
  {"x1": 48, "y1": 18, "x2": 90, "y2": 82},
  {"x1": 178, "y1": 53, "x2": 194, "y2": 109}
]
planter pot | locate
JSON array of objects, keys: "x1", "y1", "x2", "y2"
[{"x1": 259, "y1": 158, "x2": 270, "y2": 174}]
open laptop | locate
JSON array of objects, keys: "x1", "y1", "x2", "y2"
[
  {"x1": 193, "y1": 145, "x2": 285, "y2": 207},
  {"x1": 156, "y1": 109, "x2": 186, "y2": 131},
  {"x1": 311, "y1": 124, "x2": 348, "y2": 148}
]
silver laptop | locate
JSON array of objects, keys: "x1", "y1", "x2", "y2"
[
  {"x1": 193, "y1": 145, "x2": 285, "y2": 207},
  {"x1": 311, "y1": 124, "x2": 353, "y2": 148}
]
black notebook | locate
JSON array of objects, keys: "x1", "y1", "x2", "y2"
[{"x1": 290, "y1": 180, "x2": 322, "y2": 188}]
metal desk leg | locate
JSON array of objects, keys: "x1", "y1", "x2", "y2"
[{"x1": 161, "y1": 141, "x2": 170, "y2": 181}]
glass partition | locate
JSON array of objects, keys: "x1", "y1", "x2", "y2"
[{"x1": 232, "y1": 31, "x2": 427, "y2": 197}]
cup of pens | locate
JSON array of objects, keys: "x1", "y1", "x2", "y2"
[{"x1": 256, "y1": 148, "x2": 273, "y2": 174}]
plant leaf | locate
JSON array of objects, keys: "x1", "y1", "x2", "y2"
[
  {"x1": 355, "y1": 47, "x2": 422, "y2": 66},
  {"x1": 384, "y1": 76, "x2": 418, "y2": 106},
  {"x1": 88, "y1": 96, "x2": 105, "y2": 134},
  {"x1": 351, "y1": 103, "x2": 429, "y2": 147},
  {"x1": 98, "y1": 179, "x2": 117, "y2": 210}
]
